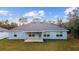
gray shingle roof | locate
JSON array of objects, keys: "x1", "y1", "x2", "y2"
[{"x1": 10, "y1": 22, "x2": 68, "y2": 32}]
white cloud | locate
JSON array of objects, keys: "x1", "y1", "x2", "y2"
[
  {"x1": 23, "y1": 11, "x2": 37, "y2": 17},
  {"x1": 15, "y1": 17, "x2": 19, "y2": 20},
  {"x1": 9, "y1": 13, "x2": 13, "y2": 16},
  {"x1": 0, "y1": 10, "x2": 9, "y2": 15},
  {"x1": 23, "y1": 10, "x2": 45, "y2": 17},
  {"x1": 64, "y1": 7, "x2": 79, "y2": 16},
  {"x1": 64, "y1": 7, "x2": 79, "y2": 20},
  {"x1": 0, "y1": 10, "x2": 13, "y2": 16},
  {"x1": 8, "y1": 17, "x2": 13, "y2": 20},
  {"x1": 54, "y1": 15, "x2": 59, "y2": 19},
  {"x1": 8, "y1": 17, "x2": 19, "y2": 23},
  {"x1": 38, "y1": 10, "x2": 45, "y2": 16}
]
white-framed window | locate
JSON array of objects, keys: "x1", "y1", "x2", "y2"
[
  {"x1": 56, "y1": 32, "x2": 63, "y2": 37},
  {"x1": 28, "y1": 32, "x2": 35, "y2": 37},
  {"x1": 43, "y1": 32, "x2": 50, "y2": 37},
  {"x1": 14, "y1": 34, "x2": 17, "y2": 37}
]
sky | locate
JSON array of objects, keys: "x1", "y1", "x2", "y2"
[{"x1": 0, "y1": 7, "x2": 77, "y2": 22}]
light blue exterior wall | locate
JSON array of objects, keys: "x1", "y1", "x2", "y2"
[
  {"x1": 42, "y1": 31, "x2": 67, "y2": 39},
  {"x1": 8, "y1": 31, "x2": 67, "y2": 40},
  {"x1": 0, "y1": 32, "x2": 9, "y2": 39},
  {"x1": 8, "y1": 32, "x2": 27, "y2": 39}
]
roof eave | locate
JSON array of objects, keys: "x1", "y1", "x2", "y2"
[{"x1": 10, "y1": 30, "x2": 69, "y2": 32}]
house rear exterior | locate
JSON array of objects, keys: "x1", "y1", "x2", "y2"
[
  {"x1": 0, "y1": 27, "x2": 9, "y2": 39},
  {"x1": 8, "y1": 22, "x2": 68, "y2": 42}
]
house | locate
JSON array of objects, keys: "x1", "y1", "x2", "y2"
[
  {"x1": 0, "y1": 27, "x2": 9, "y2": 39},
  {"x1": 8, "y1": 21, "x2": 68, "y2": 42}
]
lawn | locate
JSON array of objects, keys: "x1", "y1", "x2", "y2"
[{"x1": 0, "y1": 36, "x2": 79, "y2": 51}]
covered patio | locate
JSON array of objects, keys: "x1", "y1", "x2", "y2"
[{"x1": 24, "y1": 32, "x2": 43, "y2": 42}]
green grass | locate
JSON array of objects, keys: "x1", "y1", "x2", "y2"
[{"x1": 0, "y1": 37, "x2": 79, "y2": 51}]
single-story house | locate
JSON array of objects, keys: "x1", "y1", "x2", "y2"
[
  {"x1": 0, "y1": 27, "x2": 9, "y2": 39},
  {"x1": 8, "y1": 22, "x2": 68, "y2": 42}
]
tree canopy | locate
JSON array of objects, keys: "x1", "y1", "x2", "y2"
[
  {"x1": 0, "y1": 20, "x2": 18, "y2": 30},
  {"x1": 65, "y1": 7, "x2": 79, "y2": 38}
]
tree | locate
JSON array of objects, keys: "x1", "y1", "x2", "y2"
[
  {"x1": 19, "y1": 17, "x2": 28, "y2": 25},
  {"x1": 57, "y1": 18, "x2": 63, "y2": 27},
  {"x1": 10, "y1": 22, "x2": 18, "y2": 28},
  {"x1": 72, "y1": 17, "x2": 79, "y2": 38},
  {"x1": 64, "y1": 7, "x2": 79, "y2": 38},
  {"x1": 5, "y1": 20, "x2": 9, "y2": 24}
]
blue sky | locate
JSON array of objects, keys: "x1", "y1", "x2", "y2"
[{"x1": 0, "y1": 7, "x2": 68, "y2": 22}]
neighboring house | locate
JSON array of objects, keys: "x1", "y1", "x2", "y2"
[
  {"x1": 8, "y1": 21, "x2": 68, "y2": 42},
  {"x1": 0, "y1": 27, "x2": 9, "y2": 39}
]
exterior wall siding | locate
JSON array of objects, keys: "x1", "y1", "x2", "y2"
[
  {"x1": 8, "y1": 32, "x2": 27, "y2": 39},
  {"x1": 8, "y1": 31, "x2": 67, "y2": 40},
  {"x1": 42, "y1": 31, "x2": 67, "y2": 39},
  {"x1": 0, "y1": 32, "x2": 9, "y2": 39}
]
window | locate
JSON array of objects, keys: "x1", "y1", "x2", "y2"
[
  {"x1": 43, "y1": 32, "x2": 50, "y2": 37},
  {"x1": 56, "y1": 32, "x2": 63, "y2": 37},
  {"x1": 29, "y1": 34, "x2": 31, "y2": 37},
  {"x1": 44, "y1": 34, "x2": 46, "y2": 37},
  {"x1": 60, "y1": 34, "x2": 62, "y2": 37},
  {"x1": 56, "y1": 34, "x2": 59, "y2": 37},
  {"x1": 44, "y1": 34, "x2": 50, "y2": 37},
  {"x1": 32, "y1": 34, "x2": 35, "y2": 37},
  {"x1": 14, "y1": 34, "x2": 17, "y2": 37},
  {"x1": 29, "y1": 33, "x2": 35, "y2": 37},
  {"x1": 47, "y1": 34, "x2": 50, "y2": 37}
]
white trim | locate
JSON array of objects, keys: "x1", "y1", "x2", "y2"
[
  {"x1": 9, "y1": 30, "x2": 69, "y2": 32},
  {"x1": 22, "y1": 30, "x2": 69, "y2": 32},
  {"x1": 44, "y1": 30, "x2": 69, "y2": 32}
]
